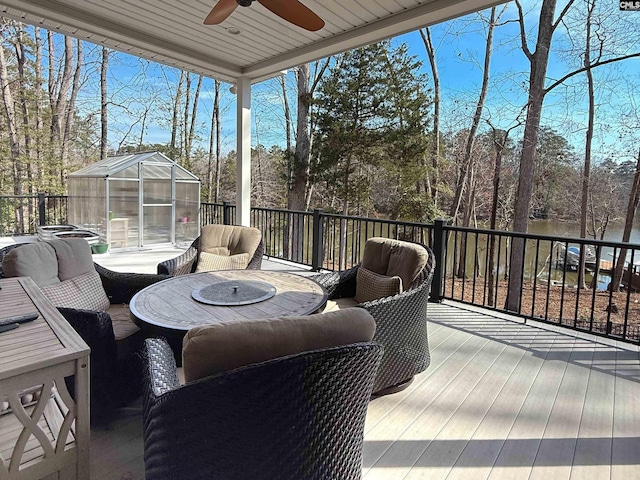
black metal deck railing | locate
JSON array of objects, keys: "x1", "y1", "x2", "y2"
[
  {"x1": 0, "y1": 194, "x2": 68, "y2": 235},
  {"x1": 3, "y1": 194, "x2": 640, "y2": 344}
]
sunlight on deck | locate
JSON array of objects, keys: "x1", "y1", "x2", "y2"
[{"x1": 7, "y1": 242, "x2": 623, "y2": 479}]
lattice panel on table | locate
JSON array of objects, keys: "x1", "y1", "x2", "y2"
[{"x1": 0, "y1": 378, "x2": 76, "y2": 477}]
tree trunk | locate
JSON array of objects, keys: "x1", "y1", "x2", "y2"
[
  {"x1": 34, "y1": 27, "x2": 43, "y2": 187},
  {"x1": 15, "y1": 26, "x2": 32, "y2": 192},
  {"x1": 578, "y1": 0, "x2": 596, "y2": 290},
  {"x1": 100, "y1": 47, "x2": 109, "y2": 160},
  {"x1": 420, "y1": 28, "x2": 440, "y2": 205},
  {"x1": 0, "y1": 41, "x2": 24, "y2": 231},
  {"x1": 507, "y1": 0, "x2": 562, "y2": 312},
  {"x1": 487, "y1": 128, "x2": 509, "y2": 306},
  {"x1": 280, "y1": 74, "x2": 293, "y2": 258},
  {"x1": 289, "y1": 64, "x2": 311, "y2": 263},
  {"x1": 207, "y1": 80, "x2": 217, "y2": 203},
  {"x1": 61, "y1": 39, "x2": 82, "y2": 186},
  {"x1": 214, "y1": 81, "x2": 222, "y2": 204},
  {"x1": 171, "y1": 72, "x2": 185, "y2": 156},
  {"x1": 449, "y1": 7, "x2": 496, "y2": 223},
  {"x1": 610, "y1": 148, "x2": 640, "y2": 292},
  {"x1": 52, "y1": 36, "x2": 73, "y2": 144},
  {"x1": 182, "y1": 73, "x2": 191, "y2": 163},
  {"x1": 185, "y1": 75, "x2": 202, "y2": 169}
]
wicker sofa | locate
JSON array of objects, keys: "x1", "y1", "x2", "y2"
[
  {"x1": 142, "y1": 309, "x2": 382, "y2": 480},
  {"x1": 309, "y1": 237, "x2": 435, "y2": 394},
  {"x1": 157, "y1": 224, "x2": 264, "y2": 276},
  {"x1": 0, "y1": 240, "x2": 168, "y2": 421}
]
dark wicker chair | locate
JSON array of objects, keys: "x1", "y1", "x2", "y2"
[
  {"x1": 0, "y1": 242, "x2": 168, "y2": 421},
  {"x1": 157, "y1": 229, "x2": 265, "y2": 276},
  {"x1": 142, "y1": 337, "x2": 382, "y2": 480},
  {"x1": 309, "y1": 242, "x2": 435, "y2": 394}
]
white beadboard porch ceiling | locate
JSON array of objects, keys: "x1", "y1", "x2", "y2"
[{"x1": 0, "y1": 0, "x2": 504, "y2": 84}]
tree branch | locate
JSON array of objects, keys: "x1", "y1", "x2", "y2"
[
  {"x1": 545, "y1": 52, "x2": 640, "y2": 94},
  {"x1": 310, "y1": 57, "x2": 330, "y2": 94},
  {"x1": 515, "y1": 0, "x2": 532, "y2": 61},
  {"x1": 552, "y1": 0, "x2": 576, "y2": 33}
]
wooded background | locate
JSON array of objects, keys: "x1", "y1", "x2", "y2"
[{"x1": 0, "y1": 0, "x2": 639, "y2": 252}]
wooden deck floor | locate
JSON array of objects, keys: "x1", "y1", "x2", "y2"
[{"x1": 90, "y1": 301, "x2": 640, "y2": 480}]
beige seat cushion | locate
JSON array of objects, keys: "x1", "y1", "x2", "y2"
[
  {"x1": 354, "y1": 267, "x2": 402, "y2": 303},
  {"x1": 199, "y1": 225, "x2": 261, "y2": 258},
  {"x1": 195, "y1": 252, "x2": 250, "y2": 272},
  {"x1": 182, "y1": 308, "x2": 376, "y2": 382},
  {"x1": 108, "y1": 303, "x2": 143, "y2": 363},
  {"x1": 322, "y1": 297, "x2": 359, "y2": 313}
]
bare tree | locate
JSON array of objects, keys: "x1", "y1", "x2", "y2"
[
  {"x1": 610, "y1": 148, "x2": 640, "y2": 292},
  {"x1": 170, "y1": 71, "x2": 185, "y2": 156},
  {"x1": 420, "y1": 27, "x2": 441, "y2": 205},
  {"x1": 100, "y1": 47, "x2": 109, "y2": 161},
  {"x1": 507, "y1": 0, "x2": 640, "y2": 310},
  {"x1": 60, "y1": 38, "x2": 82, "y2": 182},
  {"x1": 449, "y1": 7, "x2": 500, "y2": 224}
]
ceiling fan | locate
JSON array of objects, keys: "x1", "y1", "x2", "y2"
[{"x1": 204, "y1": 0, "x2": 325, "y2": 31}]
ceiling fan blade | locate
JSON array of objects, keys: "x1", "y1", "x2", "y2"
[
  {"x1": 204, "y1": 0, "x2": 238, "y2": 25},
  {"x1": 258, "y1": 0, "x2": 324, "y2": 31}
]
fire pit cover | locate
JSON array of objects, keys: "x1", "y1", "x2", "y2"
[{"x1": 192, "y1": 280, "x2": 276, "y2": 306}]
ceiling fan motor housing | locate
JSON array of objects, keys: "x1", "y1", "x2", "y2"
[{"x1": 237, "y1": 0, "x2": 253, "y2": 6}]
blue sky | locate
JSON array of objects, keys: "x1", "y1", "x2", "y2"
[{"x1": 70, "y1": 0, "x2": 640, "y2": 163}]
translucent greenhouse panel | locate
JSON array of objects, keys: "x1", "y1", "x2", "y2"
[
  {"x1": 142, "y1": 163, "x2": 172, "y2": 245},
  {"x1": 143, "y1": 206, "x2": 172, "y2": 245},
  {"x1": 68, "y1": 178, "x2": 106, "y2": 240},
  {"x1": 108, "y1": 179, "x2": 139, "y2": 248},
  {"x1": 175, "y1": 182, "x2": 200, "y2": 246},
  {"x1": 111, "y1": 165, "x2": 139, "y2": 179}
]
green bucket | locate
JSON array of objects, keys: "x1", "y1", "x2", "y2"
[{"x1": 91, "y1": 243, "x2": 109, "y2": 254}]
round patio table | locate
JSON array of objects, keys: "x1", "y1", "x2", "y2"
[{"x1": 130, "y1": 270, "x2": 327, "y2": 335}]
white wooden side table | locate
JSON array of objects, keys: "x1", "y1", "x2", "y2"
[{"x1": 0, "y1": 277, "x2": 90, "y2": 480}]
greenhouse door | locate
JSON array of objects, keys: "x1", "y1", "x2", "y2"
[{"x1": 141, "y1": 162, "x2": 174, "y2": 246}]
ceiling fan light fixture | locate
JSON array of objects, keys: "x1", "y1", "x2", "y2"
[
  {"x1": 204, "y1": 0, "x2": 324, "y2": 31},
  {"x1": 226, "y1": 27, "x2": 241, "y2": 35}
]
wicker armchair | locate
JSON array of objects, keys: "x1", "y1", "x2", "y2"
[
  {"x1": 309, "y1": 239, "x2": 435, "y2": 394},
  {"x1": 0, "y1": 242, "x2": 168, "y2": 421},
  {"x1": 157, "y1": 224, "x2": 264, "y2": 275},
  {"x1": 142, "y1": 336, "x2": 382, "y2": 480}
]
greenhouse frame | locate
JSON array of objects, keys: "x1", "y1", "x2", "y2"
[{"x1": 68, "y1": 151, "x2": 200, "y2": 250}]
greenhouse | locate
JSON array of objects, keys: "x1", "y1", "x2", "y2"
[{"x1": 68, "y1": 151, "x2": 200, "y2": 249}]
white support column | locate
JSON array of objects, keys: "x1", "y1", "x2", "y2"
[{"x1": 236, "y1": 76, "x2": 251, "y2": 226}]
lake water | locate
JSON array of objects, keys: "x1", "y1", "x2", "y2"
[{"x1": 528, "y1": 215, "x2": 640, "y2": 245}]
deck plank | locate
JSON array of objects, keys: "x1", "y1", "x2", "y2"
[{"x1": 85, "y1": 301, "x2": 640, "y2": 480}]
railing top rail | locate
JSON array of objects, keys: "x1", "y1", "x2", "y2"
[
  {"x1": 320, "y1": 212, "x2": 432, "y2": 227},
  {"x1": 250, "y1": 206, "x2": 313, "y2": 216},
  {"x1": 444, "y1": 224, "x2": 640, "y2": 250}
]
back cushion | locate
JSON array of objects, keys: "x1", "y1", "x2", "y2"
[
  {"x1": 361, "y1": 237, "x2": 394, "y2": 275},
  {"x1": 361, "y1": 237, "x2": 429, "y2": 290},
  {"x1": 354, "y1": 267, "x2": 402, "y2": 303},
  {"x1": 49, "y1": 238, "x2": 95, "y2": 280},
  {"x1": 199, "y1": 225, "x2": 261, "y2": 257},
  {"x1": 195, "y1": 252, "x2": 250, "y2": 272},
  {"x1": 3, "y1": 238, "x2": 110, "y2": 311},
  {"x1": 2, "y1": 242, "x2": 60, "y2": 286},
  {"x1": 182, "y1": 308, "x2": 376, "y2": 382},
  {"x1": 41, "y1": 270, "x2": 111, "y2": 312},
  {"x1": 386, "y1": 241, "x2": 429, "y2": 289}
]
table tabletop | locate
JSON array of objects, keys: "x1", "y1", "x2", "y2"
[
  {"x1": 130, "y1": 270, "x2": 327, "y2": 331},
  {"x1": 0, "y1": 277, "x2": 89, "y2": 380}
]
